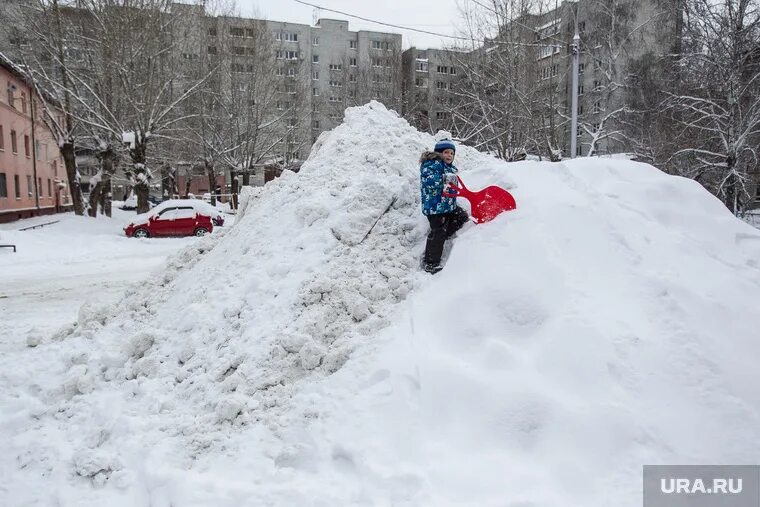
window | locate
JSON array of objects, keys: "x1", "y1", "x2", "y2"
[
  {"x1": 232, "y1": 46, "x2": 246, "y2": 55},
  {"x1": 207, "y1": 46, "x2": 217, "y2": 55},
  {"x1": 0, "y1": 173, "x2": 6, "y2": 198},
  {"x1": 20, "y1": 92, "x2": 26, "y2": 113},
  {"x1": 38, "y1": 177, "x2": 42, "y2": 196},
  {"x1": 312, "y1": 120, "x2": 320, "y2": 129},
  {"x1": 312, "y1": 87, "x2": 319, "y2": 96},
  {"x1": 14, "y1": 174, "x2": 20, "y2": 198},
  {"x1": 436, "y1": 112, "x2": 451, "y2": 120},
  {"x1": 276, "y1": 50, "x2": 283, "y2": 60},
  {"x1": 329, "y1": 80, "x2": 342, "y2": 87},
  {"x1": 349, "y1": 74, "x2": 356, "y2": 82},
  {"x1": 578, "y1": 21, "x2": 586, "y2": 33},
  {"x1": 274, "y1": 31, "x2": 281, "y2": 41},
  {"x1": 245, "y1": 28, "x2": 255, "y2": 38},
  {"x1": 312, "y1": 37, "x2": 319, "y2": 46},
  {"x1": 593, "y1": 101, "x2": 601, "y2": 113},
  {"x1": 175, "y1": 207, "x2": 196, "y2": 219},
  {"x1": 579, "y1": 63, "x2": 585, "y2": 74},
  {"x1": 371, "y1": 40, "x2": 389, "y2": 50},
  {"x1": 329, "y1": 96, "x2": 341, "y2": 102},
  {"x1": 208, "y1": 27, "x2": 217, "y2": 37},
  {"x1": 285, "y1": 50, "x2": 298, "y2": 60},
  {"x1": 276, "y1": 67, "x2": 284, "y2": 76},
  {"x1": 578, "y1": 84, "x2": 584, "y2": 95},
  {"x1": 577, "y1": 125, "x2": 583, "y2": 136},
  {"x1": 539, "y1": 46, "x2": 553, "y2": 59},
  {"x1": 10, "y1": 130, "x2": 17, "y2": 153},
  {"x1": 577, "y1": 145, "x2": 583, "y2": 156},
  {"x1": 287, "y1": 67, "x2": 296, "y2": 77},
  {"x1": 371, "y1": 57, "x2": 382, "y2": 67},
  {"x1": 312, "y1": 71, "x2": 319, "y2": 80},
  {"x1": 579, "y1": 105, "x2": 584, "y2": 115},
  {"x1": 349, "y1": 58, "x2": 357, "y2": 67},
  {"x1": 157, "y1": 208, "x2": 178, "y2": 220},
  {"x1": 283, "y1": 32, "x2": 298, "y2": 42},
  {"x1": 593, "y1": 80, "x2": 602, "y2": 91},
  {"x1": 6, "y1": 84, "x2": 14, "y2": 107},
  {"x1": 415, "y1": 60, "x2": 428, "y2": 72},
  {"x1": 230, "y1": 27, "x2": 245, "y2": 37},
  {"x1": 349, "y1": 40, "x2": 357, "y2": 49},
  {"x1": 0, "y1": 125, "x2": 3, "y2": 150},
  {"x1": 329, "y1": 63, "x2": 342, "y2": 70},
  {"x1": 24, "y1": 135, "x2": 30, "y2": 156},
  {"x1": 592, "y1": 122, "x2": 600, "y2": 132},
  {"x1": 415, "y1": 77, "x2": 427, "y2": 88},
  {"x1": 348, "y1": 90, "x2": 356, "y2": 98},
  {"x1": 287, "y1": 118, "x2": 297, "y2": 127},
  {"x1": 27, "y1": 175, "x2": 33, "y2": 196},
  {"x1": 232, "y1": 63, "x2": 245, "y2": 73},
  {"x1": 450, "y1": 67, "x2": 457, "y2": 75},
  {"x1": 47, "y1": 179, "x2": 51, "y2": 197},
  {"x1": 436, "y1": 65, "x2": 448, "y2": 74},
  {"x1": 312, "y1": 54, "x2": 319, "y2": 64}
]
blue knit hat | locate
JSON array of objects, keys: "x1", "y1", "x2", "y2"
[{"x1": 434, "y1": 139, "x2": 456, "y2": 153}]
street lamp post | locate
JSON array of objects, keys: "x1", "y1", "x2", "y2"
[{"x1": 570, "y1": 31, "x2": 580, "y2": 159}]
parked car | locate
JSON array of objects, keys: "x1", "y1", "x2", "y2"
[
  {"x1": 124, "y1": 203, "x2": 214, "y2": 238},
  {"x1": 120, "y1": 195, "x2": 138, "y2": 210}
]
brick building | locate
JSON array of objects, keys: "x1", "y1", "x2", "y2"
[{"x1": 0, "y1": 53, "x2": 72, "y2": 223}]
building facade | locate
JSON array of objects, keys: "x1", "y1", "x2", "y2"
[
  {"x1": 401, "y1": 47, "x2": 464, "y2": 135},
  {"x1": 0, "y1": 53, "x2": 72, "y2": 223}
]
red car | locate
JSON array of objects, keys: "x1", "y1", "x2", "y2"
[{"x1": 124, "y1": 204, "x2": 214, "y2": 238}]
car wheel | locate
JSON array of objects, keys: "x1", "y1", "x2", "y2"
[
  {"x1": 133, "y1": 228, "x2": 150, "y2": 238},
  {"x1": 194, "y1": 227, "x2": 209, "y2": 237}
]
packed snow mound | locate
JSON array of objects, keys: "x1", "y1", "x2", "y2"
[{"x1": 3, "y1": 101, "x2": 760, "y2": 506}]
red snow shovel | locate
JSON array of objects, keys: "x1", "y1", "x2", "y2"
[{"x1": 443, "y1": 176, "x2": 517, "y2": 224}]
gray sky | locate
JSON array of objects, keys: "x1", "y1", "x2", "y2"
[{"x1": 241, "y1": 0, "x2": 464, "y2": 49}]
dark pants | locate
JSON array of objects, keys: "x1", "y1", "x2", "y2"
[{"x1": 424, "y1": 206, "x2": 469, "y2": 265}]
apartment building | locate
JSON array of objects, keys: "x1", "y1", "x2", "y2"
[
  {"x1": 401, "y1": 47, "x2": 464, "y2": 135},
  {"x1": 175, "y1": 6, "x2": 402, "y2": 159},
  {"x1": 0, "y1": 53, "x2": 72, "y2": 223},
  {"x1": 511, "y1": 0, "x2": 675, "y2": 156},
  {"x1": 169, "y1": 4, "x2": 402, "y2": 189}
]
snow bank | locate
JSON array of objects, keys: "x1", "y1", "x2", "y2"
[{"x1": 3, "y1": 101, "x2": 760, "y2": 507}]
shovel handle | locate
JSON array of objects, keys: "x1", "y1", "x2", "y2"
[{"x1": 442, "y1": 175, "x2": 469, "y2": 198}]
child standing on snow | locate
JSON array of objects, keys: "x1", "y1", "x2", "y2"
[{"x1": 420, "y1": 139, "x2": 469, "y2": 274}]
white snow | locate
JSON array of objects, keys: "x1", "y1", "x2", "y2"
[{"x1": 2, "y1": 101, "x2": 760, "y2": 506}]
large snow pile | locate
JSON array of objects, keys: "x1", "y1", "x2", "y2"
[{"x1": 3, "y1": 101, "x2": 760, "y2": 506}]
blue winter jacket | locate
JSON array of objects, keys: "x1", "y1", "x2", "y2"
[{"x1": 420, "y1": 151, "x2": 458, "y2": 215}]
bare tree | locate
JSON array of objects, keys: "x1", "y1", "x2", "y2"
[
  {"x1": 20, "y1": 0, "x2": 88, "y2": 215},
  {"x1": 663, "y1": 0, "x2": 760, "y2": 213},
  {"x1": 450, "y1": 0, "x2": 560, "y2": 159}
]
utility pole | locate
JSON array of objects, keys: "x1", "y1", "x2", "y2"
[{"x1": 570, "y1": 29, "x2": 580, "y2": 158}]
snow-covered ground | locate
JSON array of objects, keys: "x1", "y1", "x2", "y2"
[
  {"x1": 0, "y1": 211, "x2": 209, "y2": 343},
  {"x1": 2, "y1": 102, "x2": 760, "y2": 507}
]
